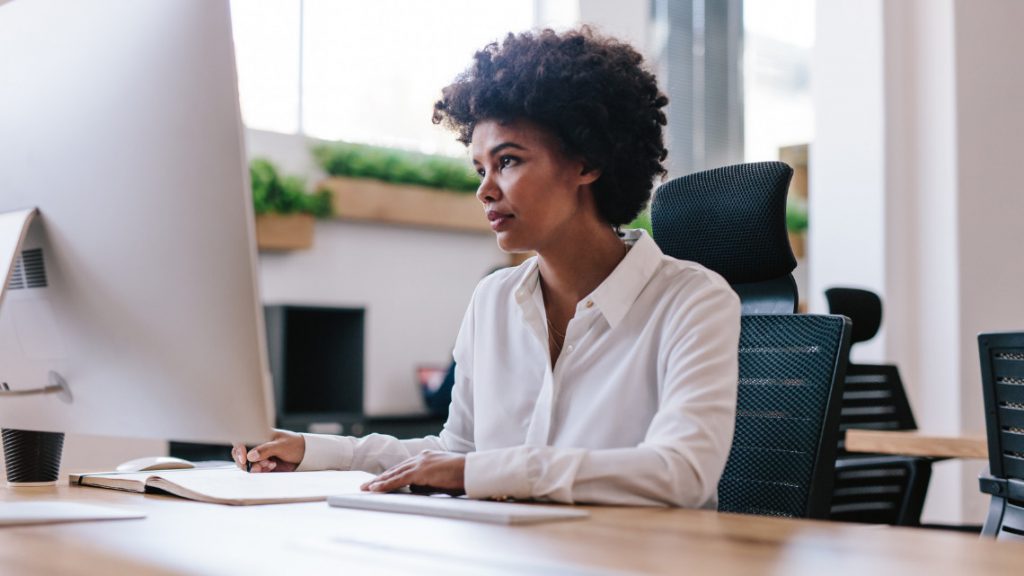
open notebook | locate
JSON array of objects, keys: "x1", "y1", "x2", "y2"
[
  {"x1": 70, "y1": 468, "x2": 375, "y2": 506},
  {"x1": 328, "y1": 493, "x2": 590, "y2": 525}
]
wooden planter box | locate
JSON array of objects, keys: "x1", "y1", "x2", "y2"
[
  {"x1": 318, "y1": 176, "x2": 488, "y2": 233},
  {"x1": 256, "y1": 213, "x2": 315, "y2": 251}
]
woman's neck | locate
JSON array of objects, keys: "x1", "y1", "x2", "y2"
[{"x1": 536, "y1": 222, "x2": 626, "y2": 308}]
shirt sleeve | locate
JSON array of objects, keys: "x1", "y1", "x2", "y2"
[
  {"x1": 463, "y1": 279, "x2": 740, "y2": 507},
  {"x1": 296, "y1": 289, "x2": 479, "y2": 473}
]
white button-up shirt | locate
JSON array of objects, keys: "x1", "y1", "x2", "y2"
[{"x1": 298, "y1": 229, "x2": 740, "y2": 507}]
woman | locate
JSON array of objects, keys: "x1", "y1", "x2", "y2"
[{"x1": 233, "y1": 28, "x2": 740, "y2": 508}]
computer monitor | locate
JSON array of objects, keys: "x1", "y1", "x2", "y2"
[{"x1": 0, "y1": 0, "x2": 274, "y2": 446}]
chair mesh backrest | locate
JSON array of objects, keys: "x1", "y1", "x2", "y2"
[
  {"x1": 718, "y1": 314, "x2": 850, "y2": 519},
  {"x1": 837, "y1": 364, "x2": 918, "y2": 451},
  {"x1": 650, "y1": 162, "x2": 796, "y2": 285},
  {"x1": 828, "y1": 361, "x2": 928, "y2": 526},
  {"x1": 978, "y1": 332, "x2": 1024, "y2": 481},
  {"x1": 829, "y1": 456, "x2": 930, "y2": 526}
]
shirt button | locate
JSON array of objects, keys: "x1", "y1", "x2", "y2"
[
  {"x1": 566, "y1": 344, "x2": 575, "y2": 353},
  {"x1": 585, "y1": 300, "x2": 594, "y2": 309}
]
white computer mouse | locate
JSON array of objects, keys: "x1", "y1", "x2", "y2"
[{"x1": 116, "y1": 456, "x2": 196, "y2": 472}]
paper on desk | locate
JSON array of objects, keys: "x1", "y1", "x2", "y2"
[{"x1": 151, "y1": 469, "x2": 378, "y2": 505}]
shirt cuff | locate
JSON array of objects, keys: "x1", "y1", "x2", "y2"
[
  {"x1": 464, "y1": 447, "x2": 532, "y2": 500},
  {"x1": 296, "y1": 433, "x2": 355, "y2": 471}
]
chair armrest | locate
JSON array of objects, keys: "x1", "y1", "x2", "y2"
[{"x1": 979, "y1": 474, "x2": 1006, "y2": 497}]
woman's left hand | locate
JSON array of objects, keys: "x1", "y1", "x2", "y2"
[{"x1": 361, "y1": 450, "x2": 466, "y2": 495}]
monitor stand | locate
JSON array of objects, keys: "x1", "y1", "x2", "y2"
[{"x1": 0, "y1": 208, "x2": 72, "y2": 486}]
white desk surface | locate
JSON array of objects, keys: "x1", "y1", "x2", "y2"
[{"x1": 0, "y1": 478, "x2": 1019, "y2": 575}]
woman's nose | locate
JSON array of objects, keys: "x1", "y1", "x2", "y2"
[{"x1": 476, "y1": 172, "x2": 501, "y2": 204}]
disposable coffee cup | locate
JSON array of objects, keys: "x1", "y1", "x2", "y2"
[{"x1": 2, "y1": 429, "x2": 64, "y2": 486}]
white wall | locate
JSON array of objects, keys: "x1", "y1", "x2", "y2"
[
  {"x1": 883, "y1": 0, "x2": 969, "y2": 524},
  {"x1": 809, "y1": 0, "x2": 887, "y2": 362},
  {"x1": 247, "y1": 129, "x2": 325, "y2": 183},
  {"x1": 812, "y1": 0, "x2": 1024, "y2": 524},
  {"x1": 259, "y1": 220, "x2": 505, "y2": 416},
  {"x1": 951, "y1": 0, "x2": 1024, "y2": 522}
]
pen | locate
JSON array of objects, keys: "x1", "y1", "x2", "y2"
[{"x1": 245, "y1": 446, "x2": 252, "y2": 472}]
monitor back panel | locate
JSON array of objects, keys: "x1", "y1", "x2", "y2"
[{"x1": 0, "y1": 0, "x2": 274, "y2": 444}]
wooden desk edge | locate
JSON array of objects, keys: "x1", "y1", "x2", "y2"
[{"x1": 845, "y1": 430, "x2": 988, "y2": 459}]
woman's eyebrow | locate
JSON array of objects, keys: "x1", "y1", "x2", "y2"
[{"x1": 489, "y1": 142, "x2": 527, "y2": 156}]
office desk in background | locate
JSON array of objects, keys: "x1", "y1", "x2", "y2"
[
  {"x1": 845, "y1": 430, "x2": 988, "y2": 459},
  {"x1": 0, "y1": 480, "x2": 1020, "y2": 575}
]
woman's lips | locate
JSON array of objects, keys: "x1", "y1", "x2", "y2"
[{"x1": 486, "y1": 210, "x2": 514, "y2": 232}]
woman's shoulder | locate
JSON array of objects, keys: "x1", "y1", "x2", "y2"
[
  {"x1": 472, "y1": 256, "x2": 538, "y2": 301},
  {"x1": 652, "y1": 254, "x2": 739, "y2": 308},
  {"x1": 655, "y1": 250, "x2": 731, "y2": 289},
  {"x1": 641, "y1": 257, "x2": 740, "y2": 341},
  {"x1": 624, "y1": 228, "x2": 734, "y2": 304}
]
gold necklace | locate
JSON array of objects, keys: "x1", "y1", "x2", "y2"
[
  {"x1": 546, "y1": 316, "x2": 565, "y2": 339},
  {"x1": 547, "y1": 316, "x2": 565, "y2": 352}
]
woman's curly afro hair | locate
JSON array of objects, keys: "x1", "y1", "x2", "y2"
[{"x1": 432, "y1": 27, "x2": 668, "y2": 227}]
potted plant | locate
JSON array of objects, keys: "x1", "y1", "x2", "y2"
[
  {"x1": 251, "y1": 158, "x2": 333, "y2": 251},
  {"x1": 311, "y1": 141, "x2": 487, "y2": 233},
  {"x1": 786, "y1": 197, "x2": 808, "y2": 259}
]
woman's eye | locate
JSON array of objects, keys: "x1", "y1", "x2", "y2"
[
  {"x1": 499, "y1": 155, "x2": 519, "y2": 170},
  {"x1": 476, "y1": 168, "x2": 486, "y2": 178}
]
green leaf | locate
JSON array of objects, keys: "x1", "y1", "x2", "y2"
[
  {"x1": 249, "y1": 157, "x2": 333, "y2": 218},
  {"x1": 312, "y1": 141, "x2": 479, "y2": 193},
  {"x1": 786, "y1": 198, "x2": 809, "y2": 233},
  {"x1": 627, "y1": 209, "x2": 652, "y2": 235}
]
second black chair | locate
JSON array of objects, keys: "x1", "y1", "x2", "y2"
[{"x1": 825, "y1": 287, "x2": 932, "y2": 526}]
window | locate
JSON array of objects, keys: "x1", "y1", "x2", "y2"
[
  {"x1": 232, "y1": 0, "x2": 538, "y2": 155},
  {"x1": 742, "y1": 0, "x2": 814, "y2": 162},
  {"x1": 231, "y1": 0, "x2": 302, "y2": 134}
]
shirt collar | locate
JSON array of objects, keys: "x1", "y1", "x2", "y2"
[
  {"x1": 587, "y1": 229, "x2": 663, "y2": 329},
  {"x1": 512, "y1": 228, "x2": 664, "y2": 330},
  {"x1": 513, "y1": 258, "x2": 541, "y2": 305}
]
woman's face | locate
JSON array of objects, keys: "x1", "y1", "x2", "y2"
[{"x1": 471, "y1": 119, "x2": 599, "y2": 253}]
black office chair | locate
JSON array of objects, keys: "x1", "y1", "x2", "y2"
[
  {"x1": 977, "y1": 332, "x2": 1024, "y2": 540},
  {"x1": 825, "y1": 287, "x2": 932, "y2": 526},
  {"x1": 651, "y1": 162, "x2": 851, "y2": 518}
]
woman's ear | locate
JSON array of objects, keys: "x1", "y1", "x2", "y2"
[{"x1": 578, "y1": 163, "x2": 602, "y2": 186}]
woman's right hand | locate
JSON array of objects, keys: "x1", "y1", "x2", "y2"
[{"x1": 232, "y1": 429, "x2": 306, "y2": 473}]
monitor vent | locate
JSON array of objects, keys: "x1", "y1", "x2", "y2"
[{"x1": 5, "y1": 248, "x2": 47, "y2": 291}]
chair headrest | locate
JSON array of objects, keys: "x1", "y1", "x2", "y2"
[
  {"x1": 650, "y1": 161, "x2": 796, "y2": 285},
  {"x1": 824, "y1": 287, "x2": 882, "y2": 343}
]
